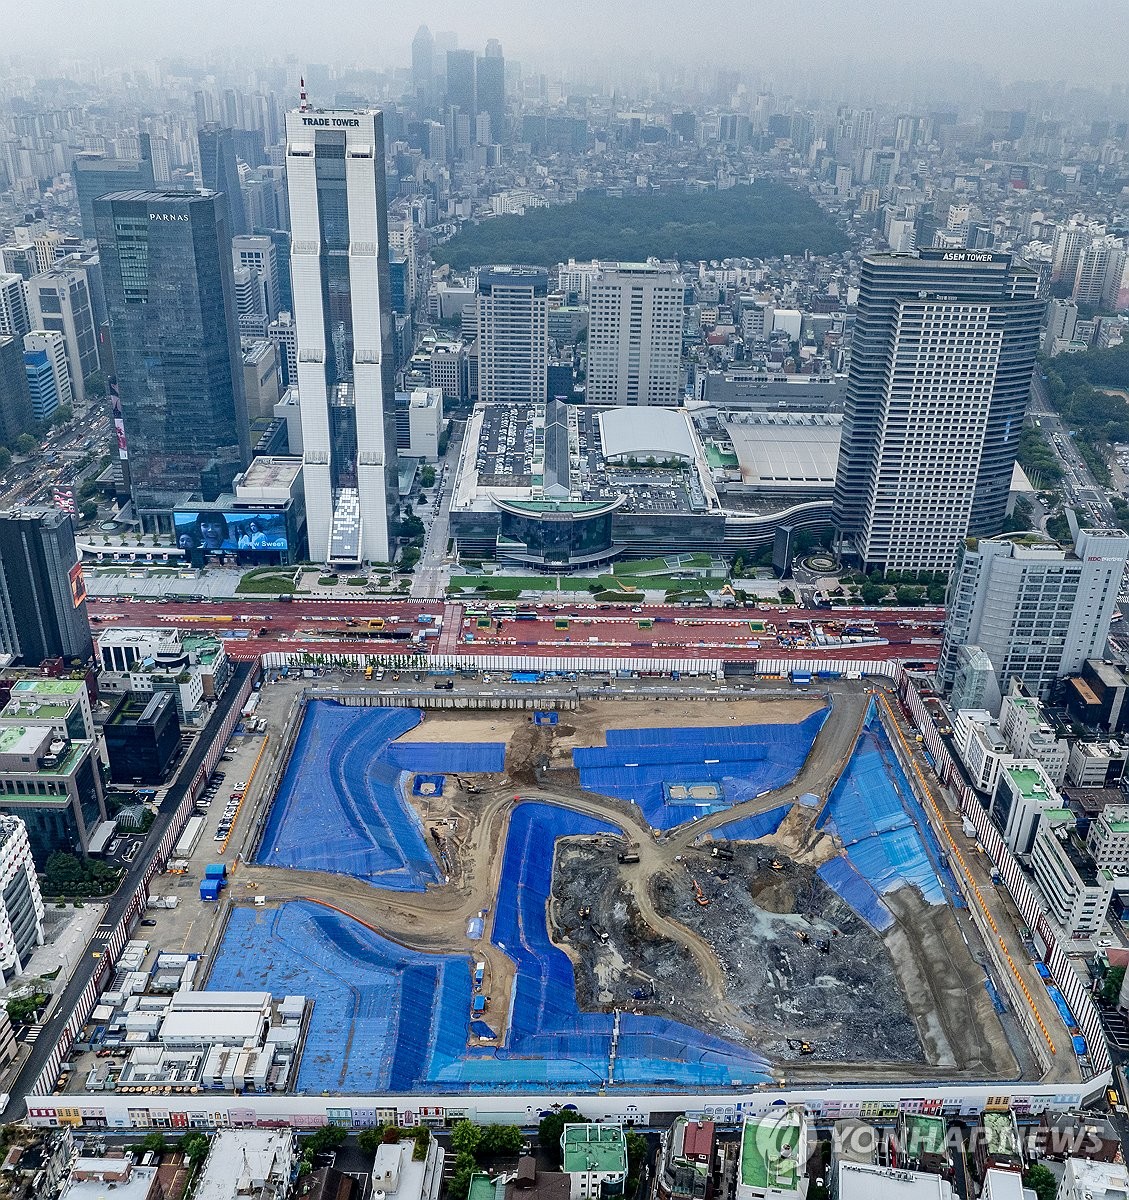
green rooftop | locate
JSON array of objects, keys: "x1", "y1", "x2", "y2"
[
  {"x1": 981, "y1": 1111, "x2": 1020, "y2": 1158},
  {"x1": 11, "y1": 679, "x2": 84, "y2": 696},
  {"x1": 1005, "y1": 766, "x2": 1050, "y2": 799},
  {"x1": 1044, "y1": 807, "x2": 1075, "y2": 821},
  {"x1": 561, "y1": 1125, "x2": 628, "y2": 1176},
  {"x1": 467, "y1": 1174, "x2": 499, "y2": 1200},
  {"x1": 739, "y1": 1111, "x2": 803, "y2": 1191},
  {"x1": 902, "y1": 1114, "x2": 946, "y2": 1159},
  {"x1": 1, "y1": 700, "x2": 72, "y2": 720}
]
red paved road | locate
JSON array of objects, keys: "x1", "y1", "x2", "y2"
[{"x1": 88, "y1": 597, "x2": 943, "y2": 665}]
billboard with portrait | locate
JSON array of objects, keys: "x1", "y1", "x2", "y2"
[{"x1": 174, "y1": 510, "x2": 290, "y2": 554}]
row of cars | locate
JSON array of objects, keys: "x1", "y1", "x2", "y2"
[{"x1": 194, "y1": 769, "x2": 247, "y2": 842}]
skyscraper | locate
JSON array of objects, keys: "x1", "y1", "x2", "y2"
[
  {"x1": 587, "y1": 262, "x2": 684, "y2": 406},
  {"x1": 832, "y1": 249, "x2": 1042, "y2": 573},
  {"x1": 446, "y1": 50, "x2": 477, "y2": 122},
  {"x1": 25, "y1": 266, "x2": 100, "y2": 406},
  {"x1": 286, "y1": 105, "x2": 398, "y2": 564},
  {"x1": 476, "y1": 266, "x2": 549, "y2": 404},
  {"x1": 0, "y1": 337, "x2": 34, "y2": 445},
  {"x1": 23, "y1": 330, "x2": 72, "y2": 419},
  {"x1": 0, "y1": 507, "x2": 92, "y2": 666},
  {"x1": 94, "y1": 190, "x2": 248, "y2": 513},
  {"x1": 937, "y1": 527, "x2": 1129, "y2": 702},
  {"x1": 477, "y1": 41, "x2": 506, "y2": 142},
  {"x1": 72, "y1": 140, "x2": 155, "y2": 238},
  {"x1": 0, "y1": 275, "x2": 30, "y2": 341},
  {"x1": 412, "y1": 25, "x2": 435, "y2": 104},
  {"x1": 197, "y1": 124, "x2": 249, "y2": 237}
]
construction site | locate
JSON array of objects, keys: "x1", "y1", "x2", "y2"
[{"x1": 54, "y1": 673, "x2": 1077, "y2": 1104}]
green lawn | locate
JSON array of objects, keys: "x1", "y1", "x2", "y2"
[{"x1": 235, "y1": 575, "x2": 295, "y2": 595}]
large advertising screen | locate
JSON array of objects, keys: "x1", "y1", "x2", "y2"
[{"x1": 174, "y1": 510, "x2": 289, "y2": 554}]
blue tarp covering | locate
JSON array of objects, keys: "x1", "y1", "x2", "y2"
[
  {"x1": 572, "y1": 710, "x2": 828, "y2": 830},
  {"x1": 706, "y1": 804, "x2": 792, "y2": 843},
  {"x1": 257, "y1": 702, "x2": 440, "y2": 891},
  {"x1": 388, "y1": 742, "x2": 505, "y2": 773},
  {"x1": 818, "y1": 702, "x2": 951, "y2": 912},
  {"x1": 212, "y1": 807, "x2": 774, "y2": 1093},
  {"x1": 208, "y1": 901, "x2": 473, "y2": 1093},
  {"x1": 1073, "y1": 1034, "x2": 1088, "y2": 1056},
  {"x1": 1047, "y1": 985, "x2": 1079, "y2": 1031},
  {"x1": 816, "y1": 855, "x2": 895, "y2": 932}
]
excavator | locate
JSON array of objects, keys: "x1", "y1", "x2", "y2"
[{"x1": 691, "y1": 878, "x2": 711, "y2": 907}]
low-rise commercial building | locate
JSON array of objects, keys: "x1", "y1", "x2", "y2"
[
  {"x1": 1067, "y1": 740, "x2": 1129, "y2": 789},
  {"x1": 1057, "y1": 1156, "x2": 1129, "y2": 1200},
  {"x1": 991, "y1": 762, "x2": 1065, "y2": 855},
  {"x1": 654, "y1": 1117, "x2": 715, "y2": 1200},
  {"x1": 371, "y1": 1134, "x2": 444, "y2": 1200},
  {"x1": 62, "y1": 1155, "x2": 159, "y2": 1200},
  {"x1": 1086, "y1": 804, "x2": 1129, "y2": 874},
  {"x1": 561, "y1": 1124, "x2": 628, "y2": 1200},
  {"x1": 972, "y1": 1110, "x2": 1022, "y2": 1178},
  {"x1": 736, "y1": 1108, "x2": 808, "y2": 1200},
  {"x1": 835, "y1": 1163, "x2": 954, "y2": 1199},
  {"x1": 195, "y1": 1129, "x2": 295, "y2": 1200},
  {"x1": 96, "y1": 626, "x2": 231, "y2": 723}
]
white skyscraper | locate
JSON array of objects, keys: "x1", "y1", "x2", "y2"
[
  {"x1": 476, "y1": 266, "x2": 548, "y2": 404},
  {"x1": 0, "y1": 274, "x2": 29, "y2": 341},
  {"x1": 286, "y1": 104, "x2": 398, "y2": 564},
  {"x1": 586, "y1": 262, "x2": 684, "y2": 407},
  {"x1": 937, "y1": 527, "x2": 1129, "y2": 701}
]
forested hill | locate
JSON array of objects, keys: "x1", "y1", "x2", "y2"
[{"x1": 434, "y1": 180, "x2": 848, "y2": 270}]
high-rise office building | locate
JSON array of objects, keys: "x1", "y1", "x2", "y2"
[
  {"x1": 412, "y1": 25, "x2": 435, "y2": 104},
  {"x1": 0, "y1": 275, "x2": 29, "y2": 341},
  {"x1": 0, "y1": 507, "x2": 92, "y2": 666},
  {"x1": 232, "y1": 234, "x2": 280, "y2": 324},
  {"x1": 937, "y1": 527, "x2": 1129, "y2": 702},
  {"x1": 832, "y1": 250, "x2": 1042, "y2": 574},
  {"x1": 0, "y1": 337, "x2": 34, "y2": 446},
  {"x1": 24, "y1": 266, "x2": 100, "y2": 406},
  {"x1": 72, "y1": 140, "x2": 155, "y2": 238},
  {"x1": 197, "y1": 124, "x2": 249, "y2": 237},
  {"x1": 446, "y1": 50, "x2": 477, "y2": 121},
  {"x1": 587, "y1": 262, "x2": 684, "y2": 406},
  {"x1": 268, "y1": 310, "x2": 298, "y2": 391},
  {"x1": 477, "y1": 42, "x2": 506, "y2": 142},
  {"x1": 476, "y1": 266, "x2": 549, "y2": 404},
  {"x1": 0, "y1": 817, "x2": 44, "y2": 983},
  {"x1": 1043, "y1": 299, "x2": 1080, "y2": 355},
  {"x1": 23, "y1": 330, "x2": 72, "y2": 419},
  {"x1": 286, "y1": 106, "x2": 398, "y2": 564},
  {"x1": 94, "y1": 190, "x2": 248, "y2": 512}
]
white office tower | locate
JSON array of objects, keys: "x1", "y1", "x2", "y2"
[
  {"x1": 1072, "y1": 236, "x2": 1126, "y2": 309},
  {"x1": 285, "y1": 105, "x2": 399, "y2": 564},
  {"x1": 937, "y1": 527, "x2": 1129, "y2": 701},
  {"x1": 0, "y1": 274, "x2": 30, "y2": 340},
  {"x1": 476, "y1": 266, "x2": 548, "y2": 404},
  {"x1": 0, "y1": 816, "x2": 44, "y2": 983},
  {"x1": 587, "y1": 261, "x2": 684, "y2": 406}
]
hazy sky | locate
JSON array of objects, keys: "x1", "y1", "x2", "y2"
[{"x1": 7, "y1": 0, "x2": 1129, "y2": 89}]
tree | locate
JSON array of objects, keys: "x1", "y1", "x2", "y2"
[
  {"x1": 1022, "y1": 1164, "x2": 1057, "y2": 1200},
  {"x1": 6, "y1": 993, "x2": 46, "y2": 1025},
  {"x1": 479, "y1": 1124, "x2": 524, "y2": 1156},
  {"x1": 399, "y1": 545, "x2": 421, "y2": 571},
  {"x1": 450, "y1": 1119, "x2": 483, "y2": 1158},
  {"x1": 1101, "y1": 965, "x2": 1126, "y2": 1005},
  {"x1": 358, "y1": 1126, "x2": 387, "y2": 1155},
  {"x1": 14, "y1": 433, "x2": 37, "y2": 456},
  {"x1": 307, "y1": 1125, "x2": 347, "y2": 1154},
  {"x1": 538, "y1": 1111, "x2": 587, "y2": 1165},
  {"x1": 420, "y1": 465, "x2": 436, "y2": 488},
  {"x1": 179, "y1": 1132, "x2": 210, "y2": 1170},
  {"x1": 624, "y1": 1131, "x2": 651, "y2": 1197},
  {"x1": 50, "y1": 405, "x2": 73, "y2": 428},
  {"x1": 0, "y1": 447, "x2": 11, "y2": 469},
  {"x1": 139, "y1": 1132, "x2": 166, "y2": 1154},
  {"x1": 447, "y1": 1151, "x2": 478, "y2": 1200},
  {"x1": 859, "y1": 580, "x2": 887, "y2": 606},
  {"x1": 84, "y1": 370, "x2": 108, "y2": 400}
]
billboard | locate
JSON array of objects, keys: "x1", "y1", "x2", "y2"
[
  {"x1": 174, "y1": 510, "x2": 289, "y2": 554},
  {"x1": 109, "y1": 379, "x2": 128, "y2": 461},
  {"x1": 69, "y1": 561, "x2": 87, "y2": 608}
]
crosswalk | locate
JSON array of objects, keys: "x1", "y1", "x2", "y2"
[{"x1": 23, "y1": 1023, "x2": 44, "y2": 1045}]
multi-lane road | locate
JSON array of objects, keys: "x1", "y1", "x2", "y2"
[
  {"x1": 1029, "y1": 373, "x2": 1116, "y2": 525},
  {"x1": 87, "y1": 596, "x2": 945, "y2": 666},
  {"x1": 0, "y1": 662, "x2": 253, "y2": 1124}
]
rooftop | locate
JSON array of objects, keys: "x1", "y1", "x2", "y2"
[
  {"x1": 11, "y1": 679, "x2": 85, "y2": 697},
  {"x1": 63, "y1": 1163, "x2": 159, "y2": 1200},
  {"x1": 836, "y1": 1162, "x2": 955, "y2": 1199},
  {"x1": 980, "y1": 1111, "x2": 1021, "y2": 1159},
  {"x1": 239, "y1": 456, "x2": 302, "y2": 489},
  {"x1": 739, "y1": 1109, "x2": 804, "y2": 1191},
  {"x1": 561, "y1": 1125, "x2": 627, "y2": 1176},
  {"x1": 1005, "y1": 765, "x2": 1052, "y2": 800},
  {"x1": 194, "y1": 1130, "x2": 293, "y2": 1200},
  {"x1": 901, "y1": 1114, "x2": 947, "y2": 1160}
]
